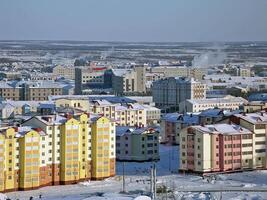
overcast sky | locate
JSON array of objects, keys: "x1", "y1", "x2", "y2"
[{"x1": 1, "y1": 0, "x2": 267, "y2": 42}]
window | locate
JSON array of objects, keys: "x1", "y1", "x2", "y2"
[
  {"x1": 255, "y1": 134, "x2": 265, "y2": 138},
  {"x1": 256, "y1": 141, "x2": 265, "y2": 145},
  {"x1": 147, "y1": 150, "x2": 153, "y2": 154},
  {"x1": 147, "y1": 143, "x2": 153, "y2": 147},
  {"x1": 256, "y1": 149, "x2": 266, "y2": 153},
  {"x1": 255, "y1": 124, "x2": 265, "y2": 129},
  {"x1": 147, "y1": 136, "x2": 153, "y2": 140}
]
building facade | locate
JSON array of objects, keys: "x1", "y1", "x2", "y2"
[
  {"x1": 111, "y1": 66, "x2": 146, "y2": 95},
  {"x1": 180, "y1": 112, "x2": 267, "y2": 174},
  {"x1": 53, "y1": 65, "x2": 76, "y2": 80},
  {"x1": 116, "y1": 127, "x2": 159, "y2": 161},
  {"x1": 152, "y1": 77, "x2": 206, "y2": 112},
  {"x1": 0, "y1": 113, "x2": 115, "y2": 192},
  {"x1": 179, "y1": 96, "x2": 247, "y2": 113}
]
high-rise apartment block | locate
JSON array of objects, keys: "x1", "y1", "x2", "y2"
[
  {"x1": 75, "y1": 68, "x2": 105, "y2": 95},
  {"x1": 111, "y1": 66, "x2": 146, "y2": 95},
  {"x1": 180, "y1": 112, "x2": 267, "y2": 173},
  {"x1": 152, "y1": 77, "x2": 206, "y2": 111},
  {"x1": 0, "y1": 113, "x2": 115, "y2": 192}
]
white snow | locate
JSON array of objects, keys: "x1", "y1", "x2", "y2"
[
  {"x1": 6, "y1": 145, "x2": 267, "y2": 200},
  {"x1": 0, "y1": 194, "x2": 7, "y2": 200}
]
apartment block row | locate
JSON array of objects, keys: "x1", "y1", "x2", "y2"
[
  {"x1": 0, "y1": 80, "x2": 73, "y2": 101},
  {"x1": 51, "y1": 96, "x2": 161, "y2": 126},
  {"x1": 0, "y1": 113, "x2": 115, "y2": 192},
  {"x1": 180, "y1": 112, "x2": 267, "y2": 173},
  {"x1": 161, "y1": 109, "x2": 240, "y2": 145}
]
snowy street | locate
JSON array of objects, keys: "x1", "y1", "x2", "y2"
[{"x1": 5, "y1": 145, "x2": 267, "y2": 200}]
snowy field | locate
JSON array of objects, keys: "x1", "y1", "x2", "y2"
[{"x1": 4, "y1": 145, "x2": 267, "y2": 200}]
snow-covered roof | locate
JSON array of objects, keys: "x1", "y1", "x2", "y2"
[
  {"x1": 142, "y1": 104, "x2": 160, "y2": 111},
  {"x1": 91, "y1": 99, "x2": 112, "y2": 106},
  {"x1": 187, "y1": 96, "x2": 247, "y2": 105},
  {"x1": 199, "y1": 108, "x2": 240, "y2": 117},
  {"x1": 116, "y1": 126, "x2": 158, "y2": 136},
  {"x1": 34, "y1": 115, "x2": 67, "y2": 125},
  {"x1": 235, "y1": 112, "x2": 267, "y2": 124},
  {"x1": 5, "y1": 100, "x2": 53, "y2": 108},
  {"x1": 112, "y1": 69, "x2": 133, "y2": 77},
  {"x1": 195, "y1": 123, "x2": 252, "y2": 135},
  {"x1": 115, "y1": 103, "x2": 145, "y2": 111},
  {"x1": 163, "y1": 113, "x2": 199, "y2": 124}
]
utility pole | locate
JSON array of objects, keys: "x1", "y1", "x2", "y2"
[
  {"x1": 169, "y1": 149, "x2": 171, "y2": 171},
  {"x1": 122, "y1": 162, "x2": 126, "y2": 193},
  {"x1": 152, "y1": 162, "x2": 157, "y2": 200},
  {"x1": 150, "y1": 165, "x2": 154, "y2": 198}
]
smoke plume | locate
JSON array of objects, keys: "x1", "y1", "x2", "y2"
[{"x1": 192, "y1": 45, "x2": 227, "y2": 68}]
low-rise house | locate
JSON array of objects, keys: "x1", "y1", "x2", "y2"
[{"x1": 116, "y1": 126, "x2": 159, "y2": 161}]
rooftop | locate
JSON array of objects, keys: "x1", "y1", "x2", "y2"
[
  {"x1": 235, "y1": 112, "x2": 267, "y2": 124},
  {"x1": 194, "y1": 123, "x2": 252, "y2": 135},
  {"x1": 116, "y1": 126, "x2": 158, "y2": 136},
  {"x1": 187, "y1": 96, "x2": 247, "y2": 105}
]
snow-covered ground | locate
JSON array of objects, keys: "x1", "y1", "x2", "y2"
[{"x1": 5, "y1": 145, "x2": 267, "y2": 200}]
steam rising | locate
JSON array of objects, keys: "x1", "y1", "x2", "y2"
[
  {"x1": 192, "y1": 45, "x2": 226, "y2": 68},
  {"x1": 100, "y1": 47, "x2": 115, "y2": 60}
]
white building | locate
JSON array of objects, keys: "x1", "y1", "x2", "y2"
[{"x1": 179, "y1": 95, "x2": 248, "y2": 113}]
